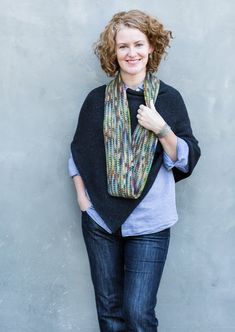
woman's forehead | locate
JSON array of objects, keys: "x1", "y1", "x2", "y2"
[{"x1": 115, "y1": 27, "x2": 147, "y2": 43}]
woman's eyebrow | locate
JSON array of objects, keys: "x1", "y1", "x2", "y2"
[{"x1": 116, "y1": 40, "x2": 145, "y2": 46}]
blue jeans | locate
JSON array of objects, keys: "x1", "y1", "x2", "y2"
[{"x1": 81, "y1": 211, "x2": 170, "y2": 332}]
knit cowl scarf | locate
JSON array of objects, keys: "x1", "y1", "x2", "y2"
[{"x1": 103, "y1": 71, "x2": 160, "y2": 199}]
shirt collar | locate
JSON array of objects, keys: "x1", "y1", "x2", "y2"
[{"x1": 124, "y1": 82, "x2": 144, "y2": 92}]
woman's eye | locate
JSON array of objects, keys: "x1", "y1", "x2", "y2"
[
  {"x1": 119, "y1": 45, "x2": 126, "y2": 49},
  {"x1": 136, "y1": 43, "x2": 143, "y2": 47}
]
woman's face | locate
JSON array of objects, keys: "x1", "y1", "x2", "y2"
[{"x1": 115, "y1": 27, "x2": 153, "y2": 78}]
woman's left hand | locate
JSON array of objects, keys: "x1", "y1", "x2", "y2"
[{"x1": 137, "y1": 100, "x2": 166, "y2": 135}]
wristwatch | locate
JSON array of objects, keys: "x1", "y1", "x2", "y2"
[{"x1": 156, "y1": 123, "x2": 171, "y2": 138}]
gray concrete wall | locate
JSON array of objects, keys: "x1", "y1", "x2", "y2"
[{"x1": 0, "y1": 0, "x2": 234, "y2": 331}]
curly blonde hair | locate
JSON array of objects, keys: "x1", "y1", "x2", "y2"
[{"x1": 94, "y1": 10, "x2": 173, "y2": 77}]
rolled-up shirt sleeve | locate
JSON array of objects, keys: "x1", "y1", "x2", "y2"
[
  {"x1": 68, "y1": 153, "x2": 80, "y2": 177},
  {"x1": 163, "y1": 137, "x2": 189, "y2": 173}
]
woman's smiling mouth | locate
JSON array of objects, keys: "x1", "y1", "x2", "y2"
[{"x1": 126, "y1": 59, "x2": 141, "y2": 64}]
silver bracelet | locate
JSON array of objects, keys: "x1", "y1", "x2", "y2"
[{"x1": 156, "y1": 123, "x2": 171, "y2": 138}]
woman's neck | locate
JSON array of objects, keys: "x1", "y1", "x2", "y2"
[{"x1": 120, "y1": 71, "x2": 146, "y2": 90}]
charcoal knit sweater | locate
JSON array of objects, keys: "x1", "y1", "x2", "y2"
[{"x1": 71, "y1": 80, "x2": 201, "y2": 233}]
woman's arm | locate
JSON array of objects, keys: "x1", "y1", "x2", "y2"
[
  {"x1": 137, "y1": 100, "x2": 177, "y2": 161},
  {"x1": 68, "y1": 154, "x2": 92, "y2": 212},
  {"x1": 72, "y1": 175, "x2": 92, "y2": 212},
  {"x1": 157, "y1": 130, "x2": 177, "y2": 161},
  {"x1": 137, "y1": 95, "x2": 200, "y2": 181}
]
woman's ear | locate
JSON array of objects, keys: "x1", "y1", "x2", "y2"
[{"x1": 149, "y1": 45, "x2": 154, "y2": 54}]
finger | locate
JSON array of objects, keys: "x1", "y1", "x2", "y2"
[
  {"x1": 150, "y1": 99, "x2": 155, "y2": 110},
  {"x1": 139, "y1": 104, "x2": 149, "y2": 111},
  {"x1": 137, "y1": 114, "x2": 145, "y2": 123}
]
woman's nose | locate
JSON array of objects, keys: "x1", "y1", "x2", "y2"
[{"x1": 128, "y1": 47, "x2": 137, "y2": 57}]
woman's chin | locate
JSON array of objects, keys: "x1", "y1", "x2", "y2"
[{"x1": 121, "y1": 67, "x2": 145, "y2": 76}]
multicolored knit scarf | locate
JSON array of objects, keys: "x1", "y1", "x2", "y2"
[{"x1": 104, "y1": 71, "x2": 160, "y2": 199}]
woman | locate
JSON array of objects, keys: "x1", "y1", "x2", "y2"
[{"x1": 69, "y1": 9, "x2": 200, "y2": 332}]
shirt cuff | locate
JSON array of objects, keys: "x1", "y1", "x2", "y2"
[
  {"x1": 163, "y1": 137, "x2": 189, "y2": 173},
  {"x1": 68, "y1": 153, "x2": 80, "y2": 177}
]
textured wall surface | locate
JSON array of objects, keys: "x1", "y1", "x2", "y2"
[{"x1": 0, "y1": 1, "x2": 235, "y2": 331}]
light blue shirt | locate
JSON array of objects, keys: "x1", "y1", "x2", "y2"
[{"x1": 68, "y1": 137, "x2": 189, "y2": 236}]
